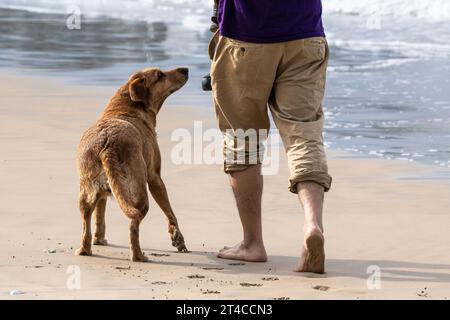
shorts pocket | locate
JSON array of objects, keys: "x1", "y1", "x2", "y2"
[
  {"x1": 303, "y1": 37, "x2": 327, "y2": 61},
  {"x1": 211, "y1": 36, "x2": 264, "y2": 85}
]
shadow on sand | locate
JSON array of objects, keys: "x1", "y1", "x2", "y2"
[{"x1": 89, "y1": 245, "x2": 450, "y2": 283}]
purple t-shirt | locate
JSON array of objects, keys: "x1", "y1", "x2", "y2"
[{"x1": 217, "y1": 0, "x2": 325, "y2": 43}]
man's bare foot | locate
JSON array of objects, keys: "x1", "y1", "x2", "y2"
[
  {"x1": 217, "y1": 241, "x2": 267, "y2": 262},
  {"x1": 295, "y1": 226, "x2": 325, "y2": 274}
]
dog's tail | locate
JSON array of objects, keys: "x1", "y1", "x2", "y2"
[{"x1": 99, "y1": 150, "x2": 148, "y2": 220}]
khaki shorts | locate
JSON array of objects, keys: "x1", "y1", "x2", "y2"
[{"x1": 210, "y1": 33, "x2": 332, "y2": 193}]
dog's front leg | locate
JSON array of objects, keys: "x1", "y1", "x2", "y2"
[{"x1": 148, "y1": 176, "x2": 188, "y2": 252}]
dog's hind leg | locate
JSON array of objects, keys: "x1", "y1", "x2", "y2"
[
  {"x1": 75, "y1": 190, "x2": 97, "y2": 256},
  {"x1": 129, "y1": 217, "x2": 148, "y2": 262},
  {"x1": 100, "y1": 151, "x2": 150, "y2": 262},
  {"x1": 93, "y1": 197, "x2": 108, "y2": 246},
  {"x1": 148, "y1": 176, "x2": 188, "y2": 253}
]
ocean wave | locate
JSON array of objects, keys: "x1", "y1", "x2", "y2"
[
  {"x1": 323, "y1": 0, "x2": 450, "y2": 22},
  {"x1": 2, "y1": 0, "x2": 450, "y2": 23},
  {"x1": 0, "y1": 0, "x2": 212, "y2": 20},
  {"x1": 329, "y1": 38, "x2": 450, "y2": 60},
  {"x1": 1, "y1": 0, "x2": 449, "y2": 63}
]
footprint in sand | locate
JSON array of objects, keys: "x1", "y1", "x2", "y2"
[
  {"x1": 115, "y1": 266, "x2": 131, "y2": 270},
  {"x1": 201, "y1": 267, "x2": 225, "y2": 270},
  {"x1": 417, "y1": 287, "x2": 429, "y2": 298},
  {"x1": 187, "y1": 274, "x2": 206, "y2": 279},
  {"x1": 240, "y1": 282, "x2": 263, "y2": 287},
  {"x1": 201, "y1": 289, "x2": 221, "y2": 294},
  {"x1": 262, "y1": 277, "x2": 279, "y2": 281},
  {"x1": 149, "y1": 253, "x2": 170, "y2": 257},
  {"x1": 312, "y1": 285, "x2": 330, "y2": 291}
]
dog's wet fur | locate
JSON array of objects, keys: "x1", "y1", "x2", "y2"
[{"x1": 76, "y1": 67, "x2": 189, "y2": 261}]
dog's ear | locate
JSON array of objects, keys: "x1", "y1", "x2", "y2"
[{"x1": 129, "y1": 76, "x2": 148, "y2": 102}]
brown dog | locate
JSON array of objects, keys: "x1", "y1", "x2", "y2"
[{"x1": 76, "y1": 67, "x2": 188, "y2": 262}]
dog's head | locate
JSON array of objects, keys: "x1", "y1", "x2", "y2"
[{"x1": 127, "y1": 67, "x2": 189, "y2": 112}]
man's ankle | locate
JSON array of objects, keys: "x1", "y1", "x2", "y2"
[
  {"x1": 243, "y1": 238, "x2": 265, "y2": 248},
  {"x1": 304, "y1": 223, "x2": 323, "y2": 234}
]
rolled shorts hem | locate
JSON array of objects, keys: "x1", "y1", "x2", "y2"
[
  {"x1": 289, "y1": 172, "x2": 332, "y2": 193},
  {"x1": 224, "y1": 163, "x2": 260, "y2": 174}
]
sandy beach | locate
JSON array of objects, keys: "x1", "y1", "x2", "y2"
[{"x1": 0, "y1": 73, "x2": 449, "y2": 300}]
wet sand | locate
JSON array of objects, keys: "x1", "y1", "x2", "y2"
[{"x1": 0, "y1": 74, "x2": 449, "y2": 299}]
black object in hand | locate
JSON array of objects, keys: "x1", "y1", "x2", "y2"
[{"x1": 202, "y1": 74, "x2": 212, "y2": 91}]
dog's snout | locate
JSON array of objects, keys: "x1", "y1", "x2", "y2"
[{"x1": 177, "y1": 68, "x2": 189, "y2": 76}]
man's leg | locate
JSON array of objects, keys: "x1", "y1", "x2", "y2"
[
  {"x1": 268, "y1": 37, "x2": 331, "y2": 273},
  {"x1": 211, "y1": 36, "x2": 281, "y2": 262},
  {"x1": 295, "y1": 181, "x2": 325, "y2": 273},
  {"x1": 218, "y1": 164, "x2": 267, "y2": 262}
]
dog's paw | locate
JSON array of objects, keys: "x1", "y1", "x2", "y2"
[
  {"x1": 93, "y1": 238, "x2": 108, "y2": 246},
  {"x1": 75, "y1": 247, "x2": 92, "y2": 256},
  {"x1": 171, "y1": 229, "x2": 188, "y2": 252},
  {"x1": 131, "y1": 252, "x2": 149, "y2": 262},
  {"x1": 177, "y1": 244, "x2": 189, "y2": 253}
]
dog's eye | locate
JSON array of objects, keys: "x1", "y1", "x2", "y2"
[{"x1": 157, "y1": 71, "x2": 165, "y2": 80}]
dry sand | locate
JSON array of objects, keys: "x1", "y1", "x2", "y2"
[{"x1": 0, "y1": 73, "x2": 449, "y2": 300}]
